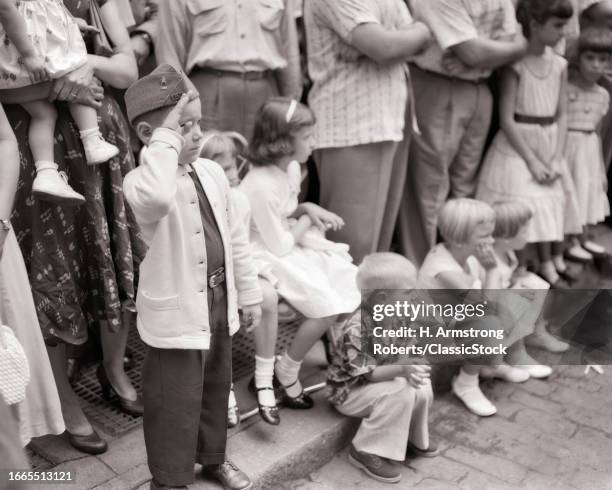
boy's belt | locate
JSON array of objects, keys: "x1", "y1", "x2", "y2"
[{"x1": 208, "y1": 267, "x2": 225, "y2": 289}]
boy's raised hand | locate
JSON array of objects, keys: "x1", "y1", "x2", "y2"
[{"x1": 161, "y1": 91, "x2": 197, "y2": 133}]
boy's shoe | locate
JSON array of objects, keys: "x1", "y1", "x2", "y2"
[
  {"x1": 526, "y1": 331, "x2": 570, "y2": 353},
  {"x1": 406, "y1": 441, "x2": 440, "y2": 458},
  {"x1": 348, "y1": 445, "x2": 401, "y2": 484},
  {"x1": 514, "y1": 364, "x2": 552, "y2": 379},
  {"x1": 201, "y1": 461, "x2": 252, "y2": 490},
  {"x1": 452, "y1": 377, "x2": 497, "y2": 417},
  {"x1": 83, "y1": 134, "x2": 119, "y2": 165},
  {"x1": 480, "y1": 364, "x2": 530, "y2": 383},
  {"x1": 32, "y1": 170, "x2": 86, "y2": 205}
]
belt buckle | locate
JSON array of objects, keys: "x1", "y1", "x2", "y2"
[{"x1": 208, "y1": 267, "x2": 225, "y2": 288}]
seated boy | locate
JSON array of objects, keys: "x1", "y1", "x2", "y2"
[
  {"x1": 327, "y1": 252, "x2": 438, "y2": 485},
  {"x1": 123, "y1": 64, "x2": 263, "y2": 490}
]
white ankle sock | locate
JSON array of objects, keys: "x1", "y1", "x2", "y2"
[
  {"x1": 79, "y1": 127, "x2": 100, "y2": 143},
  {"x1": 228, "y1": 386, "x2": 237, "y2": 409},
  {"x1": 255, "y1": 355, "x2": 276, "y2": 406},
  {"x1": 275, "y1": 352, "x2": 303, "y2": 398},
  {"x1": 456, "y1": 368, "x2": 479, "y2": 387},
  {"x1": 35, "y1": 160, "x2": 58, "y2": 173}
]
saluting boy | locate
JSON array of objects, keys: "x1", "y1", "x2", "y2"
[{"x1": 123, "y1": 64, "x2": 263, "y2": 490}]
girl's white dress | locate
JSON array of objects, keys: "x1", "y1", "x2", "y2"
[
  {"x1": 565, "y1": 80, "x2": 610, "y2": 226},
  {"x1": 230, "y1": 187, "x2": 278, "y2": 287},
  {"x1": 0, "y1": 230, "x2": 64, "y2": 446},
  {"x1": 240, "y1": 162, "x2": 360, "y2": 318},
  {"x1": 477, "y1": 48, "x2": 574, "y2": 242},
  {"x1": 0, "y1": 0, "x2": 87, "y2": 89}
]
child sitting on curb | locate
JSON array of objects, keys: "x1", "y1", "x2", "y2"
[{"x1": 327, "y1": 252, "x2": 438, "y2": 485}]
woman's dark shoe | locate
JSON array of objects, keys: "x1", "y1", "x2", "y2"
[
  {"x1": 557, "y1": 266, "x2": 581, "y2": 283},
  {"x1": 273, "y1": 374, "x2": 314, "y2": 410},
  {"x1": 67, "y1": 429, "x2": 108, "y2": 455},
  {"x1": 96, "y1": 365, "x2": 144, "y2": 417},
  {"x1": 248, "y1": 379, "x2": 280, "y2": 425}
]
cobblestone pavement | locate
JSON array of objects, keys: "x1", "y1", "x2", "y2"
[{"x1": 284, "y1": 361, "x2": 612, "y2": 490}]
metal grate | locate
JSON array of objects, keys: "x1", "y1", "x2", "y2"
[{"x1": 71, "y1": 312, "x2": 304, "y2": 437}]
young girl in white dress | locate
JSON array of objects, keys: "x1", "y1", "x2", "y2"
[
  {"x1": 565, "y1": 27, "x2": 612, "y2": 256},
  {"x1": 477, "y1": 0, "x2": 576, "y2": 287},
  {"x1": 0, "y1": 0, "x2": 119, "y2": 205},
  {"x1": 240, "y1": 98, "x2": 360, "y2": 409},
  {"x1": 484, "y1": 202, "x2": 556, "y2": 380},
  {"x1": 418, "y1": 198, "x2": 515, "y2": 417},
  {"x1": 200, "y1": 130, "x2": 281, "y2": 426}
]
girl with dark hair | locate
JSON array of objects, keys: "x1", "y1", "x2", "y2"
[
  {"x1": 477, "y1": 0, "x2": 576, "y2": 288},
  {"x1": 565, "y1": 27, "x2": 612, "y2": 256},
  {"x1": 240, "y1": 97, "x2": 360, "y2": 410}
]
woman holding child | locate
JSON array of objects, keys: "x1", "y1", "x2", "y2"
[{"x1": 1, "y1": 0, "x2": 144, "y2": 454}]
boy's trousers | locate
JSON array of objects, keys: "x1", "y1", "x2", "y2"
[
  {"x1": 142, "y1": 284, "x2": 232, "y2": 487},
  {"x1": 333, "y1": 377, "x2": 432, "y2": 462}
]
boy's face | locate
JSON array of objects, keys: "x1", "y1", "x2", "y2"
[
  {"x1": 177, "y1": 98, "x2": 203, "y2": 164},
  {"x1": 580, "y1": 50, "x2": 611, "y2": 82}
]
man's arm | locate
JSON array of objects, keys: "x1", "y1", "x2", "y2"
[
  {"x1": 155, "y1": 0, "x2": 190, "y2": 69},
  {"x1": 351, "y1": 21, "x2": 432, "y2": 65},
  {"x1": 451, "y1": 35, "x2": 527, "y2": 70},
  {"x1": 276, "y1": 0, "x2": 303, "y2": 99}
]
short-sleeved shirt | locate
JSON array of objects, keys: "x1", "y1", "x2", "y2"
[
  {"x1": 327, "y1": 308, "x2": 376, "y2": 405},
  {"x1": 412, "y1": 0, "x2": 517, "y2": 81},
  {"x1": 305, "y1": 0, "x2": 414, "y2": 149}
]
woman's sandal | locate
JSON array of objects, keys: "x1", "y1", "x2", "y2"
[{"x1": 248, "y1": 379, "x2": 280, "y2": 425}]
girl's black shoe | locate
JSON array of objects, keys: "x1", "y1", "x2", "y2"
[
  {"x1": 273, "y1": 374, "x2": 314, "y2": 409},
  {"x1": 248, "y1": 378, "x2": 280, "y2": 425},
  {"x1": 96, "y1": 365, "x2": 144, "y2": 417}
]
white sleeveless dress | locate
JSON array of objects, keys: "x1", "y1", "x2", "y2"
[{"x1": 477, "y1": 48, "x2": 574, "y2": 242}]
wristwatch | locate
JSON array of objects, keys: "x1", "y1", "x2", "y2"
[{"x1": 0, "y1": 219, "x2": 10, "y2": 231}]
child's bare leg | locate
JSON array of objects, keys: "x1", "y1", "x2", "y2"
[
  {"x1": 538, "y1": 242, "x2": 560, "y2": 284},
  {"x1": 551, "y1": 240, "x2": 568, "y2": 272},
  {"x1": 276, "y1": 315, "x2": 336, "y2": 398},
  {"x1": 253, "y1": 279, "x2": 279, "y2": 411},
  {"x1": 22, "y1": 100, "x2": 85, "y2": 204},
  {"x1": 68, "y1": 103, "x2": 118, "y2": 165}
]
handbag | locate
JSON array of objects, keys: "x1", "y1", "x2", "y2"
[
  {"x1": 89, "y1": 0, "x2": 114, "y2": 57},
  {"x1": 0, "y1": 325, "x2": 30, "y2": 405}
]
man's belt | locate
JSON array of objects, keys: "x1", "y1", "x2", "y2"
[
  {"x1": 514, "y1": 114, "x2": 557, "y2": 126},
  {"x1": 208, "y1": 266, "x2": 226, "y2": 289}
]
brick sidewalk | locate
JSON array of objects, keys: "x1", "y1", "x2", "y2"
[{"x1": 285, "y1": 361, "x2": 612, "y2": 489}]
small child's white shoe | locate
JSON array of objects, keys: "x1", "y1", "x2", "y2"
[
  {"x1": 583, "y1": 240, "x2": 606, "y2": 256},
  {"x1": 452, "y1": 376, "x2": 497, "y2": 417},
  {"x1": 515, "y1": 364, "x2": 552, "y2": 379},
  {"x1": 566, "y1": 245, "x2": 593, "y2": 262},
  {"x1": 480, "y1": 364, "x2": 530, "y2": 383},
  {"x1": 82, "y1": 133, "x2": 119, "y2": 165},
  {"x1": 32, "y1": 170, "x2": 85, "y2": 205}
]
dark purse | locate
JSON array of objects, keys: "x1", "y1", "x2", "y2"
[{"x1": 89, "y1": 0, "x2": 114, "y2": 57}]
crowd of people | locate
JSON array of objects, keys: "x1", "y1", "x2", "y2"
[{"x1": 0, "y1": 0, "x2": 611, "y2": 488}]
